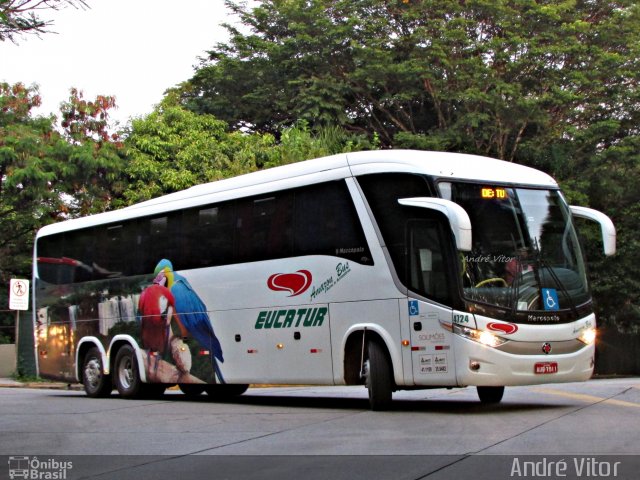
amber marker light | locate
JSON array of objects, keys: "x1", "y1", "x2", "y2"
[
  {"x1": 401, "y1": 340, "x2": 410, "y2": 347},
  {"x1": 578, "y1": 327, "x2": 597, "y2": 345}
]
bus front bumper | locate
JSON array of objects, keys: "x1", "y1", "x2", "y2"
[{"x1": 454, "y1": 336, "x2": 595, "y2": 387}]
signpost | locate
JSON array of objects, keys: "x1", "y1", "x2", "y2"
[
  {"x1": 9, "y1": 279, "x2": 30, "y2": 376},
  {"x1": 9, "y1": 279, "x2": 29, "y2": 311}
]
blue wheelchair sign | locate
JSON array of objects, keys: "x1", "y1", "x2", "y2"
[
  {"x1": 408, "y1": 300, "x2": 419, "y2": 316},
  {"x1": 542, "y1": 288, "x2": 559, "y2": 311}
]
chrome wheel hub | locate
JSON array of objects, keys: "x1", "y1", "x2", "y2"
[{"x1": 84, "y1": 358, "x2": 101, "y2": 388}]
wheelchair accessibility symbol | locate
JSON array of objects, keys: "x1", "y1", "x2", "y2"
[
  {"x1": 408, "y1": 300, "x2": 419, "y2": 316},
  {"x1": 541, "y1": 288, "x2": 559, "y2": 311}
]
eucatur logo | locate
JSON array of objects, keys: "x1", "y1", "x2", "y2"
[
  {"x1": 267, "y1": 270, "x2": 312, "y2": 297},
  {"x1": 486, "y1": 322, "x2": 518, "y2": 335}
]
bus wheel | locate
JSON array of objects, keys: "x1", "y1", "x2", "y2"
[
  {"x1": 179, "y1": 384, "x2": 205, "y2": 397},
  {"x1": 114, "y1": 345, "x2": 143, "y2": 399},
  {"x1": 364, "y1": 340, "x2": 393, "y2": 411},
  {"x1": 477, "y1": 386, "x2": 505, "y2": 404},
  {"x1": 205, "y1": 384, "x2": 249, "y2": 400},
  {"x1": 82, "y1": 347, "x2": 112, "y2": 398}
]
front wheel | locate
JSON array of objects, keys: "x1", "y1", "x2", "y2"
[
  {"x1": 477, "y1": 386, "x2": 505, "y2": 404},
  {"x1": 113, "y1": 345, "x2": 143, "y2": 399},
  {"x1": 82, "y1": 347, "x2": 112, "y2": 398},
  {"x1": 364, "y1": 340, "x2": 393, "y2": 411}
]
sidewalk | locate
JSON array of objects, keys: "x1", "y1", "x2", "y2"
[{"x1": 0, "y1": 377, "x2": 82, "y2": 390}]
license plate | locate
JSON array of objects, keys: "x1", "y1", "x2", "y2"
[{"x1": 534, "y1": 362, "x2": 558, "y2": 374}]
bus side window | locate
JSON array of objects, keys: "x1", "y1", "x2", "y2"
[
  {"x1": 36, "y1": 235, "x2": 65, "y2": 284},
  {"x1": 144, "y1": 213, "x2": 182, "y2": 270},
  {"x1": 357, "y1": 173, "x2": 434, "y2": 279},
  {"x1": 192, "y1": 202, "x2": 235, "y2": 268},
  {"x1": 294, "y1": 181, "x2": 373, "y2": 265},
  {"x1": 236, "y1": 192, "x2": 294, "y2": 263},
  {"x1": 407, "y1": 219, "x2": 452, "y2": 306}
]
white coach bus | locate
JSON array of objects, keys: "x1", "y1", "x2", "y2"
[{"x1": 33, "y1": 150, "x2": 615, "y2": 410}]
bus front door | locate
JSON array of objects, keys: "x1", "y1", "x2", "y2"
[
  {"x1": 405, "y1": 219, "x2": 457, "y2": 386},
  {"x1": 407, "y1": 299, "x2": 456, "y2": 386}
]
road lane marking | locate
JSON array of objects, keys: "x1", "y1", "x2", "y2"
[{"x1": 532, "y1": 387, "x2": 640, "y2": 409}]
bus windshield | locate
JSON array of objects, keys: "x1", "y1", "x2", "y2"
[{"x1": 439, "y1": 182, "x2": 590, "y2": 313}]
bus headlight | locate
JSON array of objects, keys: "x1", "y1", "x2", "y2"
[
  {"x1": 577, "y1": 327, "x2": 597, "y2": 345},
  {"x1": 453, "y1": 324, "x2": 509, "y2": 348}
]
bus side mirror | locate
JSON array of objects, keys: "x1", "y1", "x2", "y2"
[
  {"x1": 570, "y1": 206, "x2": 616, "y2": 256},
  {"x1": 398, "y1": 198, "x2": 472, "y2": 252}
]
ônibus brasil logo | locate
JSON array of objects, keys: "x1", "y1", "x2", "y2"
[{"x1": 267, "y1": 270, "x2": 312, "y2": 297}]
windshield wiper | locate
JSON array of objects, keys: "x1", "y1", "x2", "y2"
[
  {"x1": 530, "y1": 239, "x2": 579, "y2": 317},
  {"x1": 510, "y1": 253, "x2": 522, "y2": 316}
]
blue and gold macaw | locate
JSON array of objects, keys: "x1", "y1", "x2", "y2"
[{"x1": 154, "y1": 259, "x2": 225, "y2": 383}]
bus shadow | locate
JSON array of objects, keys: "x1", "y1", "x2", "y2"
[
  {"x1": 163, "y1": 391, "x2": 571, "y2": 414},
  {"x1": 57, "y1": 389, "x2": 574, "y2": 413}
]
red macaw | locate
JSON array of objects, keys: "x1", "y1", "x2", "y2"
[{"x1": 154, "y1": 259, "x2": 225, "y2": 383}]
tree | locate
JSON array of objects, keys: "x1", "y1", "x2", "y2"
[
  {"x1": 121, "y1": 91, "x2": 374, "y2": 205},
  {"x1": 186, "y1": 0, "x2": 640, "y2": 159},
  {"x1": 0, "y1": 82, "x2": 125, "y2": 338},
  {"x1": 0, "y1": 0, "x2": 88, "y2": 42},
  {"x1": 58, "y1": 88, "x2": 125, "y2": 214},
  {"x1": 122, "y1": 92, "x2": 272, "y2": 204}
]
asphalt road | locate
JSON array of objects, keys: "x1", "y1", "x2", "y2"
[{"x1": 1, "y1": 378, "x2": 639, "y2": 480}]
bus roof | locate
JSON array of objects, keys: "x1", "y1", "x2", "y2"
[{"x1": 36, "y1": 150, "x2": 557, "y2": 237}]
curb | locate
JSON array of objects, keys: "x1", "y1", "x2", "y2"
[{"x1": 0, "y1": 380, "x2": 83, "y2": 391}]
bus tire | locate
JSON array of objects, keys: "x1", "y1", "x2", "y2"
[
  {"x1": 365, "y1": 340, "x2": 393, "y2": 411},
  {"x1": 179, "y1": 384, "x2": 205, "y2": 397},
  {"x1": 477, "y1": 386, "x2": 505, "y2": 404},
  {"x1": 113, "y1": 345, "x2": 143, "y2": 399},
  {"x1": 82, "y1": 347, "x2": 112, "y2": 398},
  {"x1": 205, "y1": 384, "x2": 249, "y2": 400}
]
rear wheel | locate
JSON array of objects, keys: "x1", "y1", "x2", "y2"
[
  {"x1": 82, "y1": 347, "x2": 112, "y2": 398},
  {"x1": 113, "y1": 345, "x2": 143, "y2": 399},
  {"x1": 364, "y1": 340, "x2": 393, "y2": 411},
  {"x1": 477, "y1": 386, "x2": 505, "y2": 404}
]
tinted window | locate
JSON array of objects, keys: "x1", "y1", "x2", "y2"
[
  {"x1": 295, "y1": 182, "x2": 372, "y2": 264},
  {"x1": 358, "y1": 173, "x2": 433, "y2": 282},
  {"x1": 183, "y1": 202, "x2": 236, "y2": 269},
  {"x1": 358, "y1": 173, "x2": 452, "y2": 305},
  {"x1": 36, "y1": 180, "x2": 373, "y2": 284},
  {"x1": 407, "y1": 220, "x2": 452, "y2": 305},
  {"x1": 236, "y1": 192, "x2": 294, "y2": 263}
]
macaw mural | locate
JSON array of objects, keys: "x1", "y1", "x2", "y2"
[
  {"x1": 35, "y1": 257, "x2": 223, "y2": 385},
  {"x1": 137, "y1": 276, "x2": 193, "y2": 381},
  {"x1": 153, "y1": 259, "x2": 225, "y2": 383}
]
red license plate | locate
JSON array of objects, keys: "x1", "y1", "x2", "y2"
[{"x1": 534, "y1": 362, "x2": 558, "y2": 374}]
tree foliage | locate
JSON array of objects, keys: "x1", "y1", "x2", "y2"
[
  {"x1": 0, "y1": 83, "x2": 125, "y2": 325},
  {"x1": 186, "y1": 0, "x2": 640, "y2": 159},
  {"x1": 0, "y1": 0, "x2": 88, "y2": 42},
  {"x1": 121, "y1": 92, "x2": 374, "y2": 204},
  {"x1": 122, "y1": 92, "x2": 275, "y2": 204}
]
